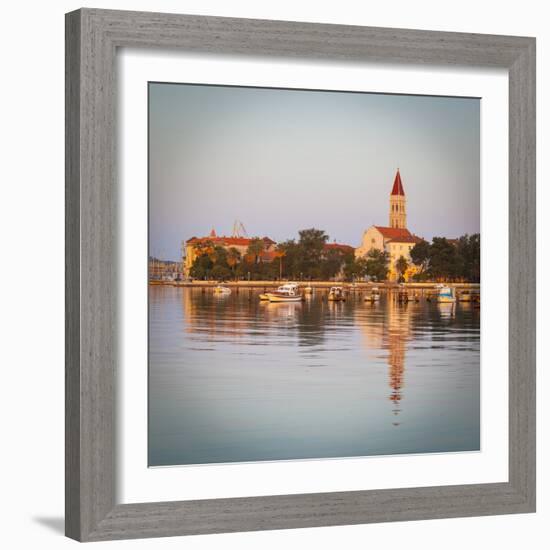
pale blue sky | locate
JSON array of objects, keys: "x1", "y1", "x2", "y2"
[{"x1": 149, "y1": 83, "x2": 480, "y2": 260}]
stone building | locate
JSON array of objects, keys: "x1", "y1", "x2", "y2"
[{"x1": 355, "y1": 169, "x2": 423, "y2": 281}]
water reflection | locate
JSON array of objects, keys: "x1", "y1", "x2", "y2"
[
  {"x1": 149, "y1": 286, "x2": 480, "y2": 466},
  {"x1": 358, "y1": 294, "x2": 411, "y2": 423}
]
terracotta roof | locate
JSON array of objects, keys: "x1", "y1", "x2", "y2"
[
  {"x1": 373, "y1": 226, "x2": 413, "y2": 239},
  {"x1": 187, "y1": 235, "x2": 276, "y2": 246},
  {"x1": 390, "y1": 169, "x2": 405, "y2": 196},
  {"x1": 324, "y1": 243, "x2": 354, "y2": 252},
  {"x1": 386, "y1": 235, "x2": 422, "y2": 244}
]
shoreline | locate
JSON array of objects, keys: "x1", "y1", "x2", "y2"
[{"x1": 150, "y1": 280, "x2": 480, "y2": 290}]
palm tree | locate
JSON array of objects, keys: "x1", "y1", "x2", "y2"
[
  {"x1": 246, "y1": 237, "x2": 265, "y2": 264},
  {"x1": 395, "y1": 255, "x2": 409, "y2": 282},
  {"x1": 226, "y1": 247, "x2": 241, "y2": 279},
  {"x1": 274, "y1": 246, "x2": 286, "y2": 280}
]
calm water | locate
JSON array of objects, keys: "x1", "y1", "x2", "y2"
[{"x1": 149, "y1": 286, "x2": 480, "y2": 466}]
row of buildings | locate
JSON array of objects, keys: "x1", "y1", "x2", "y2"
[{"x1": 167, "y1": 170, "x2": 423, "y2": 282}]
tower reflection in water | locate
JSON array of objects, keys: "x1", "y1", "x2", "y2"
[
  {"x1": 360, "y1": 292, "x2": 412, "y2": 425},
  {"x1": 148, "y1": 285, "x2": 480, "y2": 465}
]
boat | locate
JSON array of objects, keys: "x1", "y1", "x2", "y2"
[
  {"x1": 259, "y1": 292, "x2": 270, "y2": 301},
  {"x1": 436, "y1": 286, "x2": 456, "y2": 303},
  {"x1": 213, "y1": 285, "x2": 231, "y2": 295},
  {"x1": 426, "y1": 284, "x2": 443, "y2": 302},
  {"x1": 266, "y1": 283, "x2": 303, "y2": 303},
  {"x1": 328, "y1": 286, "x2": 345, "y2": 302},
  {"x1": 364, "y1": 286, "x2": 380, "y2": 302}
]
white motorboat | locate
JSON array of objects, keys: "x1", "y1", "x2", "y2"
[
  {"x1": 436, "y1": 286, "x2": 456, "y2": 303},
  {"x1": 328, "y1": 286, "x2": 345, "y2": 302},
  {"x1": 365, "y1": 286, "x2": 381, "y2": 302},
  {"x1": 266, "y1": 283, "x2": 303, "y2": 302},
  {"x1": 213, "y1": 285, "x2": 231, "y2": 295}
]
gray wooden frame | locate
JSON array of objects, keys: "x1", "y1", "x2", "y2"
[{"x1": 65, "y1": 8, "x2": 536, "y2": 542}]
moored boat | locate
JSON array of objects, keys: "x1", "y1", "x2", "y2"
[
  {"x1": 213, "y1": 285, "x2": 231, "y2": 295},
  {"x1": 365, "y1": 286, "x2": 381, "y2": 302},
  {"x1": 436, "y1": 286, "x2": 456, "y2": 303},
  {"x1": 265, "y1": 283, "x2": 303, "y2": 302},
  {"x1": 328, "y1": 286, "x2": 345, "y2": 302}
]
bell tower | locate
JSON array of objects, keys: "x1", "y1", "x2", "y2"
[{"x1": 389, "y1": 169, "x2": 406, "y2": 229}]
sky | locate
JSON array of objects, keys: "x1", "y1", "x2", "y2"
[{"x1": 149, "y1": 82, "x2": 480, "y2": 261}]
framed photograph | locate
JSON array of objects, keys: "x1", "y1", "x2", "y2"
[{"x1": 65, "y1": 8, "x2": 535, "y2": 542}]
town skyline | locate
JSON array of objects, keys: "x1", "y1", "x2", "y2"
[{"x1": 149, "y1": 83, "x2": 480, "y2": 261}]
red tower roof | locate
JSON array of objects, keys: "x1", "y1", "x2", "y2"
[{"x1": 390, "y1": 169, "x2": 405, "y2": 196}]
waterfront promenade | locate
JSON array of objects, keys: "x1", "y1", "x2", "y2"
[{"x1": 150, "y1": 279, "x2": 480, "y2": 291}]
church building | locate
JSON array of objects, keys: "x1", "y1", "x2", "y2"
[{"x1": 355, "y1": 169, "x2": 423, "y2": 282}]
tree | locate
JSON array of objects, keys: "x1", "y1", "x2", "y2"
[
  {"x1": 189, "y1": 253, "x2": 214, "y2": 280},
  {"x1": 343, "y1": 256, "x2": 368, "y2": 281},
  {"x1": 321, "y1": 247, "x2": 349, "y2": 280},
  {"x1": 297, "y1": 228, "x2": 329, "y2": 278},
  {"x1": 211, "y1": 245, "x2": 228, "y2": 266},
  {"x1": 276, "y1": 239, "x2": 300, "y2": 279},
  {"x1": 211, "y1": 264, "x2": 232, "y2": 281},
  {"x1": 410, "y1": 240, "x2": 430, "y2": 274},
  {"x1": 273, "y1": 246, "x2": 286, "y2": 280},
  {"x1": 226, "y1": 247, "x2": 241, "y2": 279},
  {"x1": 429, "y1": 237, "x2": 460, "y2": 280},
  {"x1": 246, "y1": 237, "x2": 265, "y2": 264},
  {"x1": 365, "y1": 249, "x2": 389, "y2": 281},
  {"x1": 456, "y1": 233, "x2": 480, "y2": 282},
  {"x1": 395, "y1": 255, "x2": 409, "y2": 283}
]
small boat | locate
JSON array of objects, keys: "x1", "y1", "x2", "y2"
[
  {"x1": 328, "y1": 286, "x2": 345, "y2": 302},
  {"x1": 266, "y1": 283, "x2": 303, "y2": 303},
  {"x1": 213, "y1": 285, "x2": 231, "y2": 295},
  {"x1": 436, "y1": 286, "x2": 456, "y2": 303},
  {"x1": 364, "y1": 286, "x2": 380, "y2": 302},
  {"x1": 259, "y1": 292, "x2": 270, "y2": 301},
  {"x1": 426, "y1": 284, "x2": 443, "y2": 302}
]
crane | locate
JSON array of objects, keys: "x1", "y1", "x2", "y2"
[{"x1": 231, "y1": 220, "x2": 248, "y2": 238}]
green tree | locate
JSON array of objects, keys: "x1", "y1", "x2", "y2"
[
  {"x1": 456, "y1": 233, "x2": 480, "y2": 282},
  {"x1": 365, "y1": 249, "x2": 389, "y2": 281},
  {"x1": 226, "y1": 247, "x2": 241, "y2": 279},
  {"x1": 410, "y1": 240, "x2": 430, "y2": 274},
  {"x1": 429, "y1": 237, "x2": 460, "y2": 280},
  {"x1": 246, "y1": 237, "x2": 265, "y2": 264},
  {"x1": 211, "y1": 245, "x2": 228, "y2": 266},
  {"x1": 321, "y1": 247, "x2": 348, "y2": 280},
  {"x1": 395, "y1": 255, "x2": 409, "y2": 283},
  {"x1": 189, "y1": 253, "x2": 214, "y2": 280},
  {"x1": 343, "y1": 256, "x2": 368, "y2": 281},
  {"x1": 211, "y1": 264, "x2": 232, "y2": 281},
  {"x1": 276, "y1": 239, "x2": 300, "y2": 279},
  {"x1": 297, "y1": 228, "x2": 329, "y2": 278}
]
